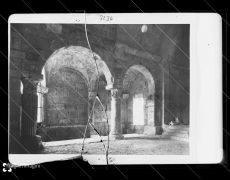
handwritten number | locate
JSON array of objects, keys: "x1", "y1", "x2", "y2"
[{"x1": 100, "y1": 15, "x2": 113, "y2": 21}]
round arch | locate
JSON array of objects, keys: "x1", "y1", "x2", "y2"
[
  {"x1": 43, "y1": 46, "x2": 113, "y2": 92},
  {"x1": 122, "y1": 62, "x2": 157, "y2": 127},
  {"x1": 120, "y1": 58, "x2": 160, "y2": 85},
  {"x1": 123, "y1": 65, "x2": 155, "y2": 96}
]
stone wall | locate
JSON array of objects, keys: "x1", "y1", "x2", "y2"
[
  {"x1": 162, "y1": 25, "x2": 190, "y2": 125},
  {"x1": 91, "y1": 75, "x2": 111, "y2": 136},
  {"x1": 46, "y1": 68, "x2": 88, "y2": 126}
]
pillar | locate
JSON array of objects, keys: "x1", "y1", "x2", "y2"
[
  {"x1": 122, "y1": 94, "x2": 129, "y2": 123},
  {"x1": 37, "y1": 85, "x2": 49, "y2": 122},
  {"x1": 41, "y1": 86, "x2": 49, "y2": 124},
  {"x1": 109, "y1": 88, "x2": 124, "y2": 139},
  {"x1": 88, "y1": 92, "x2": 97, "y2": 125},
  {"x1": 20, "y1": 74, "x2": 43, "y2": 150},
  {"x1": 162, "y1": 66, "x2": 165, "y2": 127},
  {"x1": 37, "y1": 85, "x2": 49, "y2": 135}
]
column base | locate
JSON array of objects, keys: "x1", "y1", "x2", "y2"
[
  {"x1": 143, "y1": 125, "x2": 163, "y2": 135},
  {"x1": 20, "y1": 135, "x2": 43, "y2": 151},
  {"x1": 109, "y1": 132, "x2": 124, "y2": 140}
]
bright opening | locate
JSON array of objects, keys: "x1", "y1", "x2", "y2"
[
  {"x1": 133, "y1": 97, "x2": 145, "y2": 125},
  {"x1": 37, "y1": 67, "x2": 46, "y2": 123},
  {"x1": 37, "y1": 82, "x2": 42, "y2": 123},
  {"x1": 20, "y1": 81, "x2": 23, "y2": 94}
]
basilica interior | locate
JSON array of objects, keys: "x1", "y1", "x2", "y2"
[{"x1": 9, "y1": 23, "x2": 190, "y2": 154}]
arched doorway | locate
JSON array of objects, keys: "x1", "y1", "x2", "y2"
[
  {"x1": 122, "y1": 65, "x2": 155, "y2": 134},
  {"x1": 39, "y1": 46, "x2": 113, "y2": 141}
]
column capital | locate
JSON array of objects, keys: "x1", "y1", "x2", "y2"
[
  {"x1": 88, "y1": 92, "x2": 97, "y2": 98},
  {"x1": 37, "y1": 85, "x2": 49, "y2": 94},
  {"x1": 122, "y1": 93, "x2": 129, "y2": 99},
  {"x1": 111, "y1": 88, "x2": 122, "y2": 99},
  {"x1": 106, "y1": 83, "x2": 123, "y2": 90},
  {"x1": 106, "y1": 78, "x2": 123, "y2": 90},
  {"x1": 21, "y1": 74, "x2": 43, "y2": 94}
]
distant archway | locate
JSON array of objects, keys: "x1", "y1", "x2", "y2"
[{"x1": 122, "y1": 65, "x2": 155, "y2": 130}]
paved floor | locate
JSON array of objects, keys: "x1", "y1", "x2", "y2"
[{"x1": 38, "y1": 134, "x2": 189, "y2": 155}]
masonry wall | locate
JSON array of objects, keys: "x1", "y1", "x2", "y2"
[
  {"x1": 10, "y1": 30, "x2": 23, "y2": 152},
  {"x1": 91, "y1": 75, "x2": 111, "y2": 136},
  {"x1": 46, "y1": 69, "x2": 88, "y2": 126},
  {"x1": 161, "y1": 25, "x2": 190, "y2": 125}
]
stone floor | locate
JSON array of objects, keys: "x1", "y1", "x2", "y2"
[{"x1": 36, "y1": 134, "x2": 189, "y2": 155}]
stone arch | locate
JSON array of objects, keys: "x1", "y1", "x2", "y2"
[
  {"x1": 43, "y1": 46, "x2": 113, "y2": 92},
  {"x1": 120, "y1": 59, "x2": 159, "y2": 84},
  {"x1": 37, "y1": 46, "x2": 114, "y2": 141},
  {"x1": 123, "y1": 65, "x2": 155, "y2": 96},
  {"x1": 89, "y1": 60, "x2": 114, "y2": 92},
  {"x1": 122, "y1": 64, "x2": 156, "y2": 127}
]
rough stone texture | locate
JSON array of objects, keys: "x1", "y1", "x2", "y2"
[
  {"x1": 121, "y1": 65, "x2": 158, "y2": 133},
  {"x1": 40, "y1": 125, "x2": 90, "y2": 142},
  {"x1": 161, "y1": 25, "x2": 190, "y2": 125},
  {"x1": 46, "y1": 68, "x2": 88, "y2": 126},
  {"x1": 93, "y1": 75, "x2": 111, "y2": 124},
  {"x1": 9, "y1": 23, "x2": 189, "y2": 152}
]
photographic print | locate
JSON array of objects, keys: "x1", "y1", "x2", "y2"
[{"x1": 8, "y1": 13, "x2": 221, "y2": 165}]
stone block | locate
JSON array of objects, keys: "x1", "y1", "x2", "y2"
[
  {"x1": 10, "y1": 77, "x2": 21, "y2": 90},
  {"x1": 58, "y1": 110, "x2": 69, "y2": 119},
  {"x1": 134, "y1": 125, "x2": 145, "y2": 134},
  {"x1": 47, "y1": 110, "x2": 57, "y2": 120},
  {"x1": 83, "y1": 104, "x2": 88, "y2": 111},
  {"x1": 12, "y1": 37, "x2": 21, "y2": 50},
  {"x1": 62, "y1": 96, "x2": 73, "y2": 103},
  {"x1": 77, "y1": 118, "x2": 87, "y2": 125},
  {"x1": 21, "y1": 62, "x2": 36, "y2": 72},
  {"x1": 21, "y1": 42, "x2": 36, "y2": 52},
  {"x1": 77, "y1": 104, "x2": 84, "y2": 111},
  {"x1": 10, "y1": 69, "x2": 21, "y2": 78},
  {"x1": 9, "y1": 90, "x2": 21, "y2": 104},
  {"x1": 53, "y1": 104, "x2": 64, "y2": 110},
  {"x1": 11, "y1": 31, "x2": 21, "y2": 38},
  {"x1": 39, "y1": 37, "x2": 51, "y2": 47},
  {"x1": 26, "y1": 52, "x2": 40, "y2": 61},
  {"x1": 64, "y1": 103, "x2": 73, "y2": 110},
  {"x1": 22, "y1": 33, "x2": 40, "y2": 49},
  {"x1": 52, "y1": 95, "x2": 60, "y2": 103},
  {"x1": 58, "y1": 119, "x2": 70, "y2": 125},
  {"x1": 46, "y1": 24, "x2": 63, "y2": 34},
  {"x1": 69, "y1": 110, "x2": 78, "y2": 118},
  {"x1": 78, "y1": 110, "x2": 87, "y2": 119},
  {"x1": 10, "y1": 101, "x2": 21, "y2": 118},
  {"x1": 77, "y1": 41, "x2": 88, "y2": 48},
  {"x1": 143, "y1": 125, "x2": 163, "y2": 135},
  {"x1": 10, "y1": 57, "x2": 21, "y2": 70},
  {"x1": 10, "y1": 118, "x2": 21, "y2": 133},
  {"x1": 68, "y1": 38, "x2": 78, "y2": 46},
  {"x1": 76, "y1": 96, "x2": 87, "y2": 104},
  {"x1": 11, "y1": 50, "x2": 25, "y2": 59}
]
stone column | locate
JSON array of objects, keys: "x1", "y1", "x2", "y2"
[
  {"x1": 109, "y1": 88, "x2": 124, "y2": 139},
  {"x1": 37, "y1": 85, "x2": 49, "y2": 121},
  {"x1": 162, "y1": 68, "x2": 165, "y2": 127},
  {"x1": 88, "y1": 92, "x2": 97, "y2": 125},
  {"x1": 20, "y1": 74, "x2": 43, "y2": 150},
  {"x1": 122, "y1": 94, "x2": 129, "y2": 123},
  {"x1": 122, "y1": 94, "x2": 129, "y2": 134}
]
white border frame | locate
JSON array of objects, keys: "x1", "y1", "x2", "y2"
[{"x1": 8, "y1": 13, "x2": 222, "y2": 165}]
